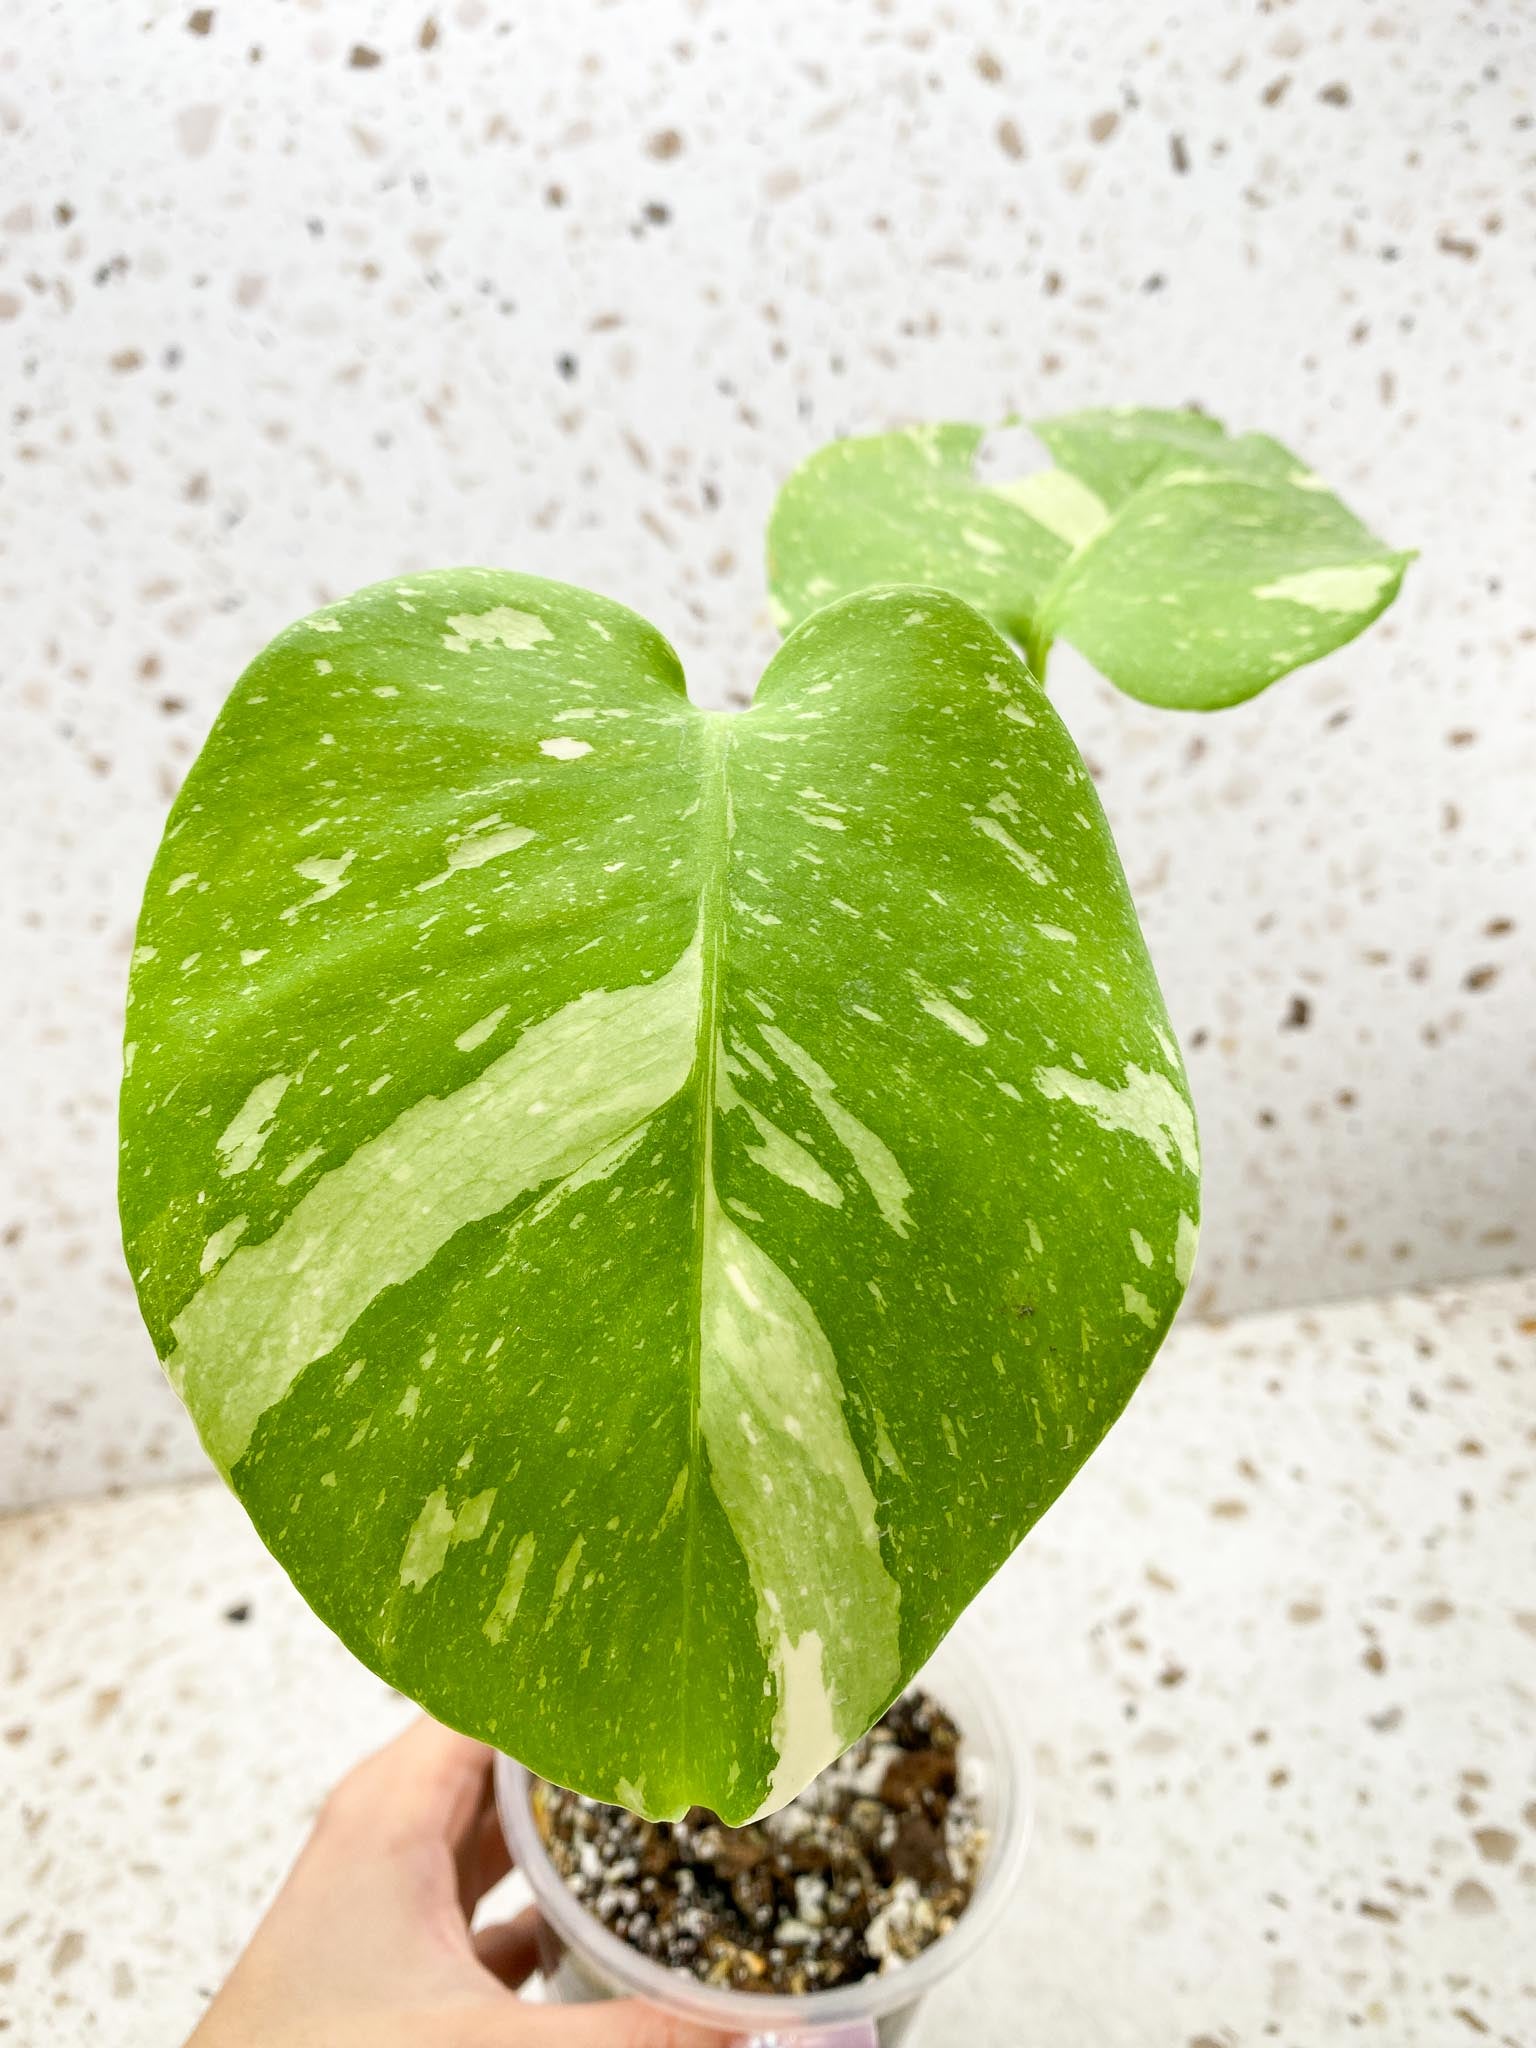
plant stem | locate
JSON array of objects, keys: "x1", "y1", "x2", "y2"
[{"x1": 1020, "y1": 625, "x2": 1053, "y2": 687}]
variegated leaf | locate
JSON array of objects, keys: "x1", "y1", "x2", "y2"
[
  {"x1": 120, "y1": 571, "x2": 1198, "y2": 1822},
  {"x1": 767, "y1": 409, "x2": 1413, "y2": 710}
]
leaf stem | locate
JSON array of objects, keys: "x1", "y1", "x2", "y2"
[{"x1": 1020, "y1": 621, "x2": 1054, "y2": 687}]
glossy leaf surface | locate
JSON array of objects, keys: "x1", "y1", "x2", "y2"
[{"x1": 121, "y1": 571, "x2": 1198, "y2": 1820}]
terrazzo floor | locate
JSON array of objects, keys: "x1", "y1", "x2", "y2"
[{"x1": 3, "y1": 1271, "x2": 1532, "y2": 2046}]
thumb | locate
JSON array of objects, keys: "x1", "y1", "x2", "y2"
[{"x1": 472, "y1": 1994, "x2": 733, "y2": 2048}]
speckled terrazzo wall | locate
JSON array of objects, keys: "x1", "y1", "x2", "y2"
[{"x1": 2, "y1": 0, "x2": 1532, "y2": 1508}]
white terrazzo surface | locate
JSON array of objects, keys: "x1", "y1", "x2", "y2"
[
  {"x1": 2, "y1": 1270, "x2": 1532, "y2": 2048},
  {"x1": 3, "y1": 0, "x2": 1535, "y2": 1510}
]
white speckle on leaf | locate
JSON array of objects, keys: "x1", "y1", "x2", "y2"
[
  {"x1": 972, "y1": 814, "x2": 1052, "y2": 884},
  {"x1": 918, "y1": 989, "x2": 987, "y2": 1047},
  {"x1": 283, "y1": 849, "x2": 356, "y2": 921},
  {"x1": 216, "y1": 1074, "x2": 292, "y2": 1176},
  {"x1": 1035, "y1": 1063, "x2": 1198, "y2": 1174},
  {"x1": 546, "y1": 1534, "x2": 585, "y2": 1626},
  {"x1": 759, "y1": 1027, "x2": 912, "y2": 1236},
  {"x1": 400, "y1": 1486, "x2": 497, "y2": 1591},
  {"x1": 199, "y1": 1215, "x2": 248, "y2": 1275},
  {"x1": 656, "y1": 1466, "x2": 688, "y2": 1532},
  {"x1": 540, "y1": 737, "x2": 592, "y2": 760},
  {"x1": 1175, "y1": 1211, "x2": 1200, "y2": 1285},
  {"x1": 871, "y1": 1407, "x2": 906, "y2": 1477},
  {"x1": 275, "y1": 1144, "x2": 323, "y2": 1187},
  {"x1": 483, "y1": 1533, "x2": 537, "y2": 1644},
  {"x1": 962, "y1": 525, "x2": 1006, "y2": 558},
  {"x1": 1253, "y1": 563, "x2": 1396, "y2": 613},
  {"x1": 456, "y1": 1005, "x2": 509, "y2": 1054},
  {"x1": 1122, "y1": 1284, "x2": 1157, "y2": 1328},
  {"x1": 720, "y1": 1068, "x2": 843, "y2": 1209},
  {"x1": 417, "y1": 824, "x2": 536, "y2": 892},
  {"x1": 994, "y1": 467, "x2": 1110, "y2": 547},
  {"x1": 442, "y1": 606, "x2": 553, "y2": 654}
]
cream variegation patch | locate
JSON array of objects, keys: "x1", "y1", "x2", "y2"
[{"x1": 442, "y1": 606, "x2": 553, "y2": 654}]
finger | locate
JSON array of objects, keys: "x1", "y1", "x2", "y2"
[
  {"x1": 470, "y1": 1998, "x2": 730, "y2": 2048},
  {"x1": 458, "y1": 1786, "x2": 513, "y2": 1916},
  {"x1": 472, "y1": 1904, "x2": 543, "y2": 1990},
  {"x1": 320, "y1": 1716, "x2": 493, "y2": 1858},
  {"x1": 474, "y1": 1800, "x2": 514, "y2": 1898}
]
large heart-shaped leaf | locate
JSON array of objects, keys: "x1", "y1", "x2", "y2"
[
  {"x1": 767, "y1": 410, "x2": 1413, "y2": 710},
  {"x1": 121, "y1": 570, "x2": 1198, "y2": 1821}
]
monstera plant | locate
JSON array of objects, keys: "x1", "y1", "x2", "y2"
[
  {"x1": 120, "y1": 407, "x2": 1405, "y2": 1830},
  {"x1": 768, "y1": 408, "x2": 1412, "y2": 708}
]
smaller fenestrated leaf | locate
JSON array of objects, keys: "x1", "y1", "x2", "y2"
[
  {"x1": 1027, "y1": 406, "x2": 1237, "y2": 506},
  {"x1": 1027, "y1": 409, "x2": 1414, "y2": 710},
  {"x1": 765, "y1": 423, "x2": 1066, "y2": 651},
  {"x1": 766, "y1": 409, "x2": 1413, "y2": 711}
]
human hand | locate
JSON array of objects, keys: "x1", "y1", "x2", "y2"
[{"x1": 186, "y1": 1716, "x2": 726, "y2": 2048}]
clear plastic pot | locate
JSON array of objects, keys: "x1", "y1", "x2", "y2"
[{"x1": 494, "y1": 1625, "x2": 1032, "y2": 2046}]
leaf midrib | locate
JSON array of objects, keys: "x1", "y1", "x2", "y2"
[{"x1": 680, "y1": 710, "x2": 734, "y2": 1797}]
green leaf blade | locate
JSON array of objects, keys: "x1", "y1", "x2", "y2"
[
  {"x1": 1033, "y1": 410, "x2": 1415, "y2": 709},
  {"x1": 766, "y1": 409, "x2": 1411, "y2": 711},
  {"x1": 766, "y1": 424, "x2": 1068, "y2": 650},
  {"x1": 121, "y1": 572, "x2": 1197, "y2": 1822},
  {"x1": 1030, "y1": 404, "x2": 1240, "y2": 505}
]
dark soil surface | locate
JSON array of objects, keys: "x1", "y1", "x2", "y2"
[{"x1": 534, "y1": 1688, "x2": 986, "y2": 1996}]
